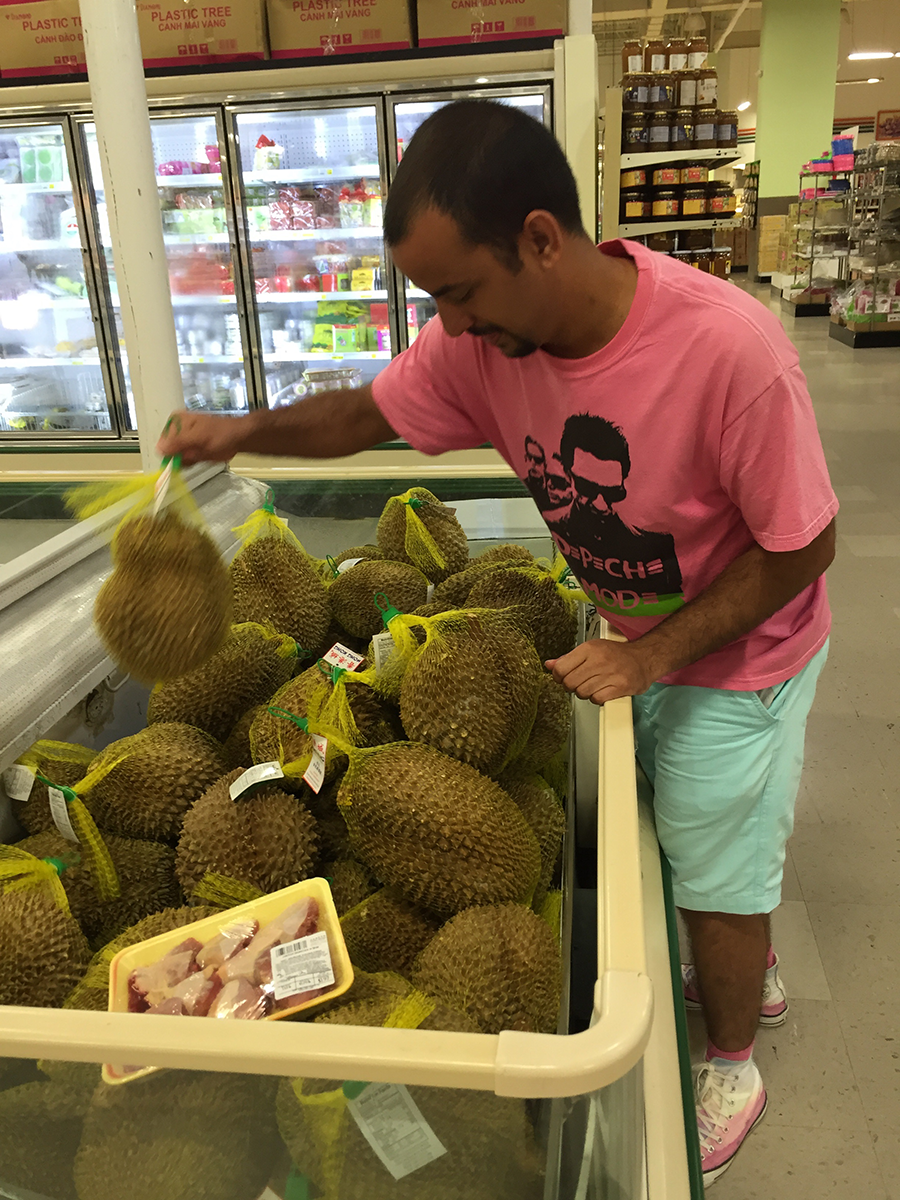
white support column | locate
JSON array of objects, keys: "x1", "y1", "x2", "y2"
[
  {"x1": 79, "y1": 0, "x2": 183, "y2": 472},
  {"x1": 557, "y1": 0, "x2": 599, "y2": 236}
]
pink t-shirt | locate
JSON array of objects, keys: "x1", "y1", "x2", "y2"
[{"x1": 372, "y1": 239, "x2": 838, "y2": 689}]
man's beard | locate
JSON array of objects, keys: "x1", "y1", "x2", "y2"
[{"x1": 468, "y1": 324, "x2": 539, "y2": 359}]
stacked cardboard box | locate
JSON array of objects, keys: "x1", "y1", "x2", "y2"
[
  {"x1": 416, "y1": 0, "x2": 565, "y2": 46},
  {"x1": 0, "y1": 0, "x2": 85, "y2": 77},
  {"x1": 267, "y1": 0, "x2": 413, "y2": 57},
  {"x1": 757, "y1": 214, "x2": 788, "y2": 276},
  {"x1": 712, "y1": 226, "x2": 749, "y2": 269}
]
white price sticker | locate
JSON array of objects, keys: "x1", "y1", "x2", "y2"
[
  {"x1": 270, "y1": 929, "x2": 335, "y2": 1001},
  {"x1": 323, "y1": 643, "x2": 365, "y2": 672},
  {"x1": 372, "y1": 629, "x2": 395, "y2": 676},
  {"x1": 47, "y1": 787, "x2": 79, "y2": 843},
  {"x1": 229, "y1": 761, "x2": 285, "y2": 801},
  {"x1": 426, "y1": 582, "x2": 435, "y2": 601},
  {"x1": 3, "y1": 765, "x2": 35, "y2": 802},
  {"x1": 887, "y1": 313, "x2": 900, "y2": 323},
  {"x1": 302, "y1": 735, "x2": 328, "y2": 794},
  {"x1": 336, "y1": 557, "x2": 363, "y2": 574},
  {"x1": 347, "y1": 1083, "x2": 447, "y2": 1180}
]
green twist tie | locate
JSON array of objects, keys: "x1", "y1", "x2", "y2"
[
  {"x1": 263, "y1": 487, "x2": 276, "y2": 514},
  {"x1": 406, "y1": 497, "x2": 425, "y2": 511},
  {"x1": 342, "y1": 1081, "x2": 369, "y2": 1100},
  {"x1": 326, "y1": 555, "x2": 340, "y2": 578},
  {"x1": 374, "y1": 592, "x2": 401, "y2": 625},
  {"x1": 285, "y1": 1167, "x2": 311, "y2": 1200},
  {"x1": 35, "y1": 773, "x2": 77, "y2": 803},
  {"x1": 160, "y1": 452, "x2": 182, "y2": 471},
  {"x1": 293, "y1": 642, "x2": 307, "y2": 659},
  {"x1": 317, "y1": 659, "x2": 345, "y2": 686},
  {"x1": 267, "y1": 706, "x2": 309, "y2": 733},
  {"x1": 41, "y1": 856, "x2": 72, "y2": 876}
]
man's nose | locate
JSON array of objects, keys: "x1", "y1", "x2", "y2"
[{"x1": 436, "y1": 301, "x2": 474, "y2": 338}]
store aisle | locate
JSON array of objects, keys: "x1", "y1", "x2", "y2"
[{"x1": 685, "y1": 281, "x2": 900, "y2": 1199}]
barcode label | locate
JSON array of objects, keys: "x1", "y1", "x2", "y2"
[
  {"x1": 3, "y1": 764, "x2": 34, "y2": 801},
  {"x1": 372, "y1": 629, "x2": 395, "y2": 676},
  {"x1": 229, "y1": 761, "x2": 284, "y2": 801},
  {"x1": 323, "y1": 643, "x2": 365, "y2": 671},
  {"x1": 271, "y1": 930, "x2": 335, "y2": 1001},
  {"x1": 302, "y1": 735, "x2": 328, "y2": 794},
  {"x1": 218, "y1": 38, "x2": 238, "y2": 52},
  {"x1": 48, "y1": 787, "x2": 79, "y2": 843},
  {"x1": 336, "y1": 557, "x2": 363, "y2": 574},
  {"x1": 347, "y1": 1083, "x2": 447, "y2": 1180}
]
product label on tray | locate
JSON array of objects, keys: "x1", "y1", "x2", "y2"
[
  {"x1": 270, "y1": 930, "x2": 335, "y2": 1001},
  {"x1": 2, "y1": 765, "x2": 35, "y2": 802},
  {"x1": 322, "y1": 643, "x2": 365, "y2": 672},
  {"x1": 372, "y1": 629, "x2": 395, "y2": 676},
  {"x1": 347, "y1": 1083, "x2": 448, "y2": 1180},
  {"x1": 229, "y1": 761, "x2": 285, "y2": 802},
  {"x1": 47, "y1": 788, "x2": 78, "y2": 843},
  {"x1": 302, "y1": 736, "x2": 328, "y2": 794}
]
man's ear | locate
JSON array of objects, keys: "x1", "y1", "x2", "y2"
[{"x1": 519, "y1": 210, "x2": 564, "y2": 268}]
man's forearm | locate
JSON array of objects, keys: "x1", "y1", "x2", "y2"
[
  {"x1": 634, "y1": 520, "x2": 836, "y2": 681},
  {"x1": 237, "y1": 385, "x2": 396, "y2": 458}
]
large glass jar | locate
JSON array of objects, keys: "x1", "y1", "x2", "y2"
[
  {"x1": 674, "y1": 70, "x2": 698, "y2": 108},
  {"x1": 622, "y1": 40, "x2": 644, "y2": 75},
  {"x1": 652, "y1": 187, "x2": 680, "y2": 220},
  {"x1": 622, "y1": 110, "x2": 650, "y2": 153},
  {"x1": 648, "y1": 111, "x2": 672, "y2": 151},
  {"x1": 648, "y1": 72, "x2": 676, "y2": 110},
  {"x1": 694, "y1": 107, "x2": 718, "y2": 149},
  {"x1": 666, "y1": 37, "x2": 689, "y2": 70},
  {"x1": 687, "y1": 36, "x2": 709, "y2": 69},
  {"x1": 682, "y1": 186, "x2": 708, "y2": 217},
  {"x1": 672, "y1": 108, "x2": 695, "y2": 150},
  {"x1": 623, "y1": 73, "x2": 651, "y2": 111},
  {"x1": 620, "y1": 188, "x2": 651, "y2": 223},
  {"x1": 644, "y1": 38, "x2": 667, "y2": 72},
  {"x1": 717, "y1": 110, "x2": 739, "y2": 148},
  {"x1": 696, "y1": 68, "x2": 718, "y2": 107}
]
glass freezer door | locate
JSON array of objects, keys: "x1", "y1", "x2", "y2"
[
  {"x1": 229, "y1": 103, "x2": 391, "y2": 410},
  {"x1": 77, "y1": 112, "x2": 252, "y2": 430},
  {"x1": 0, "y1": 120, "x2": 119, "y2": 437},
  {"x1": 389, "y1": 90, "x2": 550, "y2": 349}
]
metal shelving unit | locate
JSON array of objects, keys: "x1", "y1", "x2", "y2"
[{"x1": 782, "y1": 167, "x2": 851, "y2": 318}]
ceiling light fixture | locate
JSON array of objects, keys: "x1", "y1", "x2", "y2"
[
  {"x1": 847, "y1": 51, "x2": 894, "y2": 59},
  {"x1": 836, "y1": 76, "x2": 884, "y2": 85},
  {"x1": 737, "y1": 100, "x2": 751, "y2": 111}
]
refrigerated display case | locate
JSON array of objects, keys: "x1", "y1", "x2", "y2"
[{"x1": 0, "y1": 119, "x2": 120, "y2": 436}]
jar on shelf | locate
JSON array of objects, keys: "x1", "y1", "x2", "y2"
[
  {"x1": 672, "y1": 249, "x2": 694, "y2": 267},
  {"x1": 687, "y1": 36, "x2": 709, "y2": 69},
  {"x1": 652, "y1": 166, "x2": 680, "y2": 186},
  {"x1": 648, "y1": 72, "x2": 676, "y2": 109},
  {"x1": 675, "y1": 69, "x2": 698, "y2": 108},
  {"x1": 623, "y1": 73, "x2": 651, "y2": 110},
  {"x1": 695, "y1": 250, "x2": 714, "y2": 273},
  {"x1": 620, "y1": 167, "x2": 648, "y2": 188},
  {"x1": 620, "y1": 188, "x2": 650, "y2": 223},
  {"x1": 672, "y1": 108, "x2": 695, "y2": 150},
  {"x1": 652, "y1": 188, "x2": 680, "y2": 220},
  {"x1": 681, "y1": 162, "x2": 708, "y2": 184},
  {"x1": 707, "y1": 182, "x2": 729, "y2": 214},
  {"x1": 622, "y1": 40, "x2": 644, "y2": 76},
  {"x1": 649, "y1": 111, "x2": 672, "y2": 150},
  {"x1": 696, "y1": 67, "x2": 718, "y2": 107},
  {"x1": 717, "y1": 110, "x2": 738, "y2": 148},
  {"x1": 712, "y1": 247, "x2": 731, "y2": 276},
  {"x1": 682, "y1": 186, "x2": 708, "y2": 217},
  {"x1": 694, "y1": 107, "x2": 718, "y2": 149},
  {"x1": 622, "y1": 110, "x2": 650, "y2": 153},
  {"x1": 644, "y1": 38, "x2": 667, "y2": 72},
  {"x1": 666, "y1": 37, "x2": 689, "y2": 70},
  {"x1": 722, "y1": 188, "x2": 737, "y2": 215}
]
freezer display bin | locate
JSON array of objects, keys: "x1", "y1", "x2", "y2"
[
  {"x1": 0, "y1": 120, "x2": 119, "y2": 435},
  {"x1": 76, "y1": 111, "x2": 253, "y2": 428},
  {"x1": 0, "y1": 470, "x2": 693, "y2": 1199}
]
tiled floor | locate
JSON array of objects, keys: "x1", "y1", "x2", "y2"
[{"x1": 684, "y1": 282, "x2": 900, "y2": 1198}]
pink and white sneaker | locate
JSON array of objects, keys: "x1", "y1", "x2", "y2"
[
  {"x1": 694, "y1": 1057, "x2": 767, "y2": 1186},
  {"x1": 682, "y1": 956, "x2": 789, "y2": 1027}
]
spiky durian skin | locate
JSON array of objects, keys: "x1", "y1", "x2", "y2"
[
  {"x1": 229, "y1": 537, "x2": 331, "y2": 652},
  {"x1": 497, "y1": 772, "x2": 566, "y2": 910},
  {"x1": 376, "y1": 487, "x2": 470, "y2": 584},
  {"x1": 11, "y1": 744, "x2": 96, "y2": 836},
  {"x1": 0, "y1": 887, "x2": 91, "y2": 1008},
  {"x1": 323, "y1": 858, "x2": 378, "y2": 916},
  {"x1": 0, "y1": 1081, "x2": 86, "y2": 1200},
  {"x1": 340, "y1": 887, "x2": 440, "y2": 976},
  {"x1": 466, "y1": 567, "x2": 577, "y2": 663},
  {"x1": 329, "y1": 560, "x2": 429, "y2": 639},
  {"x1": 511, "y1": 671, "x2": 571, "y2": 774}
]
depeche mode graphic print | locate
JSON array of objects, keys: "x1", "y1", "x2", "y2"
[{"x1": 524, "y1": 416, "x2": 684, "y2": 619}]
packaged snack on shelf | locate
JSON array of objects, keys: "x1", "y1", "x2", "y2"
[{"x1": 254, "y1": 135, "x2": 284, "y2": 172}]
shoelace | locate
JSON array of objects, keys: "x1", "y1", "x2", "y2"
[{"x1": 693, "y1": 1063, "x2": 733, "y2": 1151}]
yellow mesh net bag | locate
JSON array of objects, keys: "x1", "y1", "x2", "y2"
[
  {"x1": 9, "y1": 740, "x2": 96, "y2": 836},
  {"x1": 66, "y1": 457, "x2": 232, "y2": 683},
  {"x1": 375, "y1": 487, "x2": 469, "y2": 583},
  {"x1": 465, "y1": 554, "x2": 584, "y2": 663}
]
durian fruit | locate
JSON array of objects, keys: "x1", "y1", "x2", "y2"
[
  {"x1": 74, "y1": 1070, "x2": 281, "y2": 1200},
  {"x1": 334, "y1": 544, "x2": 385, "y2": 566},
  {"x1": 310, "y1": 777, "x2": 353, "y2": 860},
  {"x1": 223, "y1": 703, "x2": 265, "y2": 769},
  {"x1": 10, "y1": 741, "x2": 96, "y2": 836},
  {"x1": 0, "y1": 1081, "x2": 86, "y2": 1200},
  {"x1": 340, "y1": 887, "x2": 440, "y2": 976},
  {"x1": 399, "y1": 611, "x2": 542, "y2": 777},
  {"x1": 313, "y1": 616, "x2": 370, "y2": 660},
  {"x1": 314, "y1": 969, "x2": 477, "y2": 1034},
  {"x1": 477, "y1": 543, "x2": 535, "y2": 564},
  {"x1": 431, "y1": 556, "x2": 528, "y2": 608},
  {"x1": 147, "y1": 622, "x2": 296, "y2": 743},
  {"x1": 412, "y1": 903, "x2": 562, "y2": 1035},
  {"x1": 338, "y1": 742, "x2": 540, "y2": 918},
  {"x1": 512, "y1": 670, "x2": 571, "y2": 774},
  {"x1": 95, "y1": 510, "x2": 232, "y2": 684},
  {"x1": 229, "y1": 527, "x2": 331, "y2": 652},
  {"x1": 497, "y1": 773, "x2": 565, "y2": 910},
  {"x1": 324, "y1": 858, "x2": 377, "y2": 916},
  {"x1": 277, "y1": 1075, "x2": 543, "y2": 1200},
  {"x1": 83, "y1": 723, "x2": 229, "y2": 844},
  {"x1": 376, "y1": 487, "x2": 469, "y2": 584},
  {"x1": 249, "y1": 666, "x2": 324, "y2": 767},
  {"x1": 65, "y1": 906, "x2": 220, "y2": 1013},
  {"x1": 467, "y1": 566, "x2": 577, "y2": 662},
  {"x1": 176, "y1": 767, "x2": 318, "y2": 899},
  {"x1": 17, "y1": 829, "x2": 181, "y2": 949},
  {"x1": 329, "y1": 559, "x2": 428, "y2": 639},
  {"x1": 0, "y1": 882, "x2": 91, "y2": 1008},
  {"x1": 411, "y1": 599, "x2": 452, "y2": 619}
]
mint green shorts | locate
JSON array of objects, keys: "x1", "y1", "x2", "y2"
[{"x1": 633, "y1": 642, "x2": 828, "y2": 915}]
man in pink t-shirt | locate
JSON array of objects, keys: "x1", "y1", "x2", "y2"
[{"x1": 159, "y1": 100, "x2": 836, "y2": 1184}]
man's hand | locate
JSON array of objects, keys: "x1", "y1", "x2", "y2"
[
  {"x1": 546, "y1": 639, "x2": 653, "y2": 706},
  {"x1": 157, "y1": 411, "x2": 247, "y2": 466}
]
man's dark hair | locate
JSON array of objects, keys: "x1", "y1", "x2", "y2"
[
  {"x1": 559, "y1": 415, "x2": 631, "y2": 477},
  {"x1": 384, "y1": 99, "x2": 587, "y2": 267}
]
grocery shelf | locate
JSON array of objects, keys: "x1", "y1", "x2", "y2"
[
  {"x1": 258, "y1": 291, "x2": 388, "y2": 303},
  {"x1": 156, "y1": 174, "x2": 224, "y2": 187},
  {"x1": 178, "y1": 354, "x2": 244, "y2": 365},
  {"x1": 829, "y1": 320, "x2": 900, "y2": 347},
  {"x1": 0, "y1": 238, "x2": 80, "y2": 253},
  {"x1": 249, "y1": 227, "x2": 383, "y2": 242},
  {"x1": 0, "y1": 357, "x2": 100, "y2": 367},
  {"x1": 167, "y1": 294, "x2": 238, "y2": 306},
  {"x1": 781, "y1": 298, "x2": 831, "y2": 317},
  {"x1": 263, "y1": 351, "x2": 391, "y2": 362},
  {"x1": 6, "y1": 295, "x2": 90, "y2": 308},
  {"x1": 0, "y1": 180, "x2": 73, "y2": 192},
  {"x1": 243, "y1": 166, "x2": 380, "y2": 185},
  {"x1": 619, "y1": 217, "x2": 740, "y2": 237},
  {"x1": 619, "y1": 147, "x2": 743, "y2": 170},
  {"x1": 163, "y1": 233, "x2": 230, "y2": 245}
]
